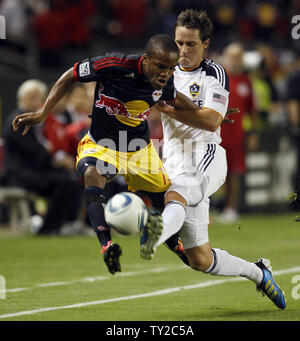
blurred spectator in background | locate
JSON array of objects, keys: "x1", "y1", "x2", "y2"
[
  {"x1": 41, "y1": 95, "x2": 76, "y2": 172},
  {"x1": 63, "y1": 83, "x2": 94, "y2": 157},
  {"x1": 211, "y1": 1, "x2": 237, "y2": 49},
  {"x1": 148, "y1": 0, "x2": 177, "y2": 36},
  {"x1": 106, "y1": 0, "x2": 148, "y2": 40},
  {"x1": 219, "y1": 43, "x2": 258, "y2": 223},
  {"x1": 0, "y1": 0, "x2": 294, "y2": 72},
  {"x1": 32, "y1": 0, "x2": 96, "y2": 68},
  {"x1": 254, "y1": 2, "x2": 279, "y2": 43},
  {"x1": 32, "y1": 0, "x2": 67, "y2": 67},
  {"x1": 256, "y1": 43, "x2": 287, "y2": 127},
  {"x1": 286, "y1": 54, "x2": 300, "y2": 211},
  {"x1": 3, "y1": 79, "x2": 84, "y2": 235},
  {"x1": 42, "y1": 83, "x2": 91, "y2": 162},
  {"x1": 244, "y1": 49, "x2": 278, "y2": 128},
  {"x1": 64, "y1": 82, "x2": 92, "y2": 123},
  {"x1": 64, "y1": 0, "x2": 96, "y2": 48},
  {"x1": 66, "y1": 82, "x2": 95, "y2": 158}
]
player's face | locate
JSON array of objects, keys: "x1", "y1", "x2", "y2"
[
  {"x1": 175, "y1": 26, "x2": 209, "y2": 70},
  {"x1": 143, "y1": 50, "x2": 179, "y2": 90}
]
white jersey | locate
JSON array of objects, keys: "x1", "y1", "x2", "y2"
[{"x1": 162, "y1": 59, "x2": 229, "y2": 179}]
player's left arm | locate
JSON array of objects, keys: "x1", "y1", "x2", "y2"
[
  {"x1": 155, "y1": 65, "x2": 233, "y2": 131},
  {"x1": 157, "y1": 92, "x2": 224, "y2": 131}
]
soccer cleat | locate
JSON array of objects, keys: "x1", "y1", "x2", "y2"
[
  {"x1": 255, "y1": 258, "x2": 286, "y2": 310},
  {"x1": 164, "y1": 234, "x2": 189, "y2": 266},
  {"x1": 102, "y1": 241, "x2": 122, "y2": 275},
  {"x1": 140, "y1": 208, "x2": 163, "y2": 260}
]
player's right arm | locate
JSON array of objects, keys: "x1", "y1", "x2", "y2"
[
  {"x1": 12, "y1": 67, "x2": 75, "y2": 135},
  {"x1": 13, "y1": 53, "x2": 137, "y2": 135}
]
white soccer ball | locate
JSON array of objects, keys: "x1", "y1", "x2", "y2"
[{"x1": 104, "y1": 192, "x2": 148, "y2": 235}]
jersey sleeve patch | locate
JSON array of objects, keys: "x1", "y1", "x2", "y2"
[
  {"x1": 212, "y1": 93, "x2": 227, "y2": 105},
  {"x1": 79, "y1": 61, "x2": 91, "y2": 77}
]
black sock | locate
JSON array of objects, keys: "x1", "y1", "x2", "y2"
[{"x1": 84, "y1": 186, "x2": 111, "y2": 247}]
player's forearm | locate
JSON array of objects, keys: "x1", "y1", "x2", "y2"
[
  {"x1": 40, "y1": 68, "x2": 75, "y2": 118},
  {"x1": 167, "y1": 107, "x2": 223, "y2": 131},
  {"x1": 165, "y1": 91, "x2": 223, "y2": 131}
]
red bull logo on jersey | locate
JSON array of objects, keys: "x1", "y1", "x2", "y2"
[
  {"x1": 95, "y1": 91, "x2": 153, "y2": 124},
  {"x1": 136, "y1": 108, "x2": 152, "y2": 120},
  {"x1": 95, "y1": 93, "x2": 131, "y2": 118}
]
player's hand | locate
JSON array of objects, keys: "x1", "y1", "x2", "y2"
[
  {"x1": 222, "y1": 107, "x2": 240, "y2": 124},
  {"x1": 154, "y1": 100, "x2": 176, "y2": 117},
  {"x1": 12, "y1": 111, "x2": 45, "y2": 135}
]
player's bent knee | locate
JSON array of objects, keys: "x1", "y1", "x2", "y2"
[
  {"x1": 189, "y1": 260, "x2": 211, "y2": 272},
  {"x1": 84, "y1": 165, "x2": 98, "y2": 179},
  {"x1": 164, "y1": 190, "x2": 187, "y2": 206},
  {"x1": 84, "y1": 166, "x2": 107, "y2": 188},
  {"x1": 186, "y1": 248, "x2": 213, "y2": 272}
]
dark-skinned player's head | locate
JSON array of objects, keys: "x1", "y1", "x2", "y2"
[{"x1": 142, "y1": 34, "x2": 179, "y2": 90}]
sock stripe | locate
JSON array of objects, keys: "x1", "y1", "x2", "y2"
[
  {"x1": 165, "y1": 200, "x2": 186, "y2": 212},
  {"x1": 205, "y1": 248, "x2": 218, "y2": 273}
]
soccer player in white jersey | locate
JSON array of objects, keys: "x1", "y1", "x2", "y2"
[{"x1": 143, "y1": 9, "x2": 286, "y2": 310}]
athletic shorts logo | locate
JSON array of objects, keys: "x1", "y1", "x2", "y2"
[
  {"x1": 82, "y1": 148, "x2": 97, "y2": 155},
  {"x1": 79, "y1": 62, "x2": 90, "y2": 77}
]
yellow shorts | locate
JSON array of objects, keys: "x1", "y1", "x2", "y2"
[{"x1": 76, "y1": 134, "x2": 170, "y2": 193}]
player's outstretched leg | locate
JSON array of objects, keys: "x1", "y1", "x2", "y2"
[
  {"x1": 102, "y1": 241, "x2": 122, "y2": 275},
  {"x1": 255, "y1": 258, "x2": 286, "y2": 310},
  {"x1": 140, "y1": 208, "x2": 163, "y2": 260}
]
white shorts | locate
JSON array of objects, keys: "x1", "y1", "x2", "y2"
[{"x1": 165, "y1": 143, "x2": 227, "y2": 249}]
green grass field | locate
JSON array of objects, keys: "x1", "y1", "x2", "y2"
[{"x1": 0, "y1": 212, "x2": 300, "y2": 322}]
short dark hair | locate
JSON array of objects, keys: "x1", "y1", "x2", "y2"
[
  {"x1": 175, "y1": 9, "x2": 213, "y2": 42},
  {"x1": 145, "y1": 34, "x2": 179, "y2": 58}
]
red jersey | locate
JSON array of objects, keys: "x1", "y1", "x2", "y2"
[
  {"x1": 43, "y1": 113, "x2": 71, "y2": 156},
  {"x1": 43, "y1": 113, "x2": 90, "y2": 157},
  {"x1": 221, "y1": 73, "x2": 255, "y2": 173},
  {"x1": 221, "y1": 73, "x2": 255, "y2": 144},
  {"x1": 65, "y1": 121, "x2": 90, "y2": 157}
]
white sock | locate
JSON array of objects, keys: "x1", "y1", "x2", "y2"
[
  {"x1": 155, "y1": 201, "x2": 186, "y2": 247},
  {"x1": 206, "y1": 248, "x2": 263, "y2": 284}
]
